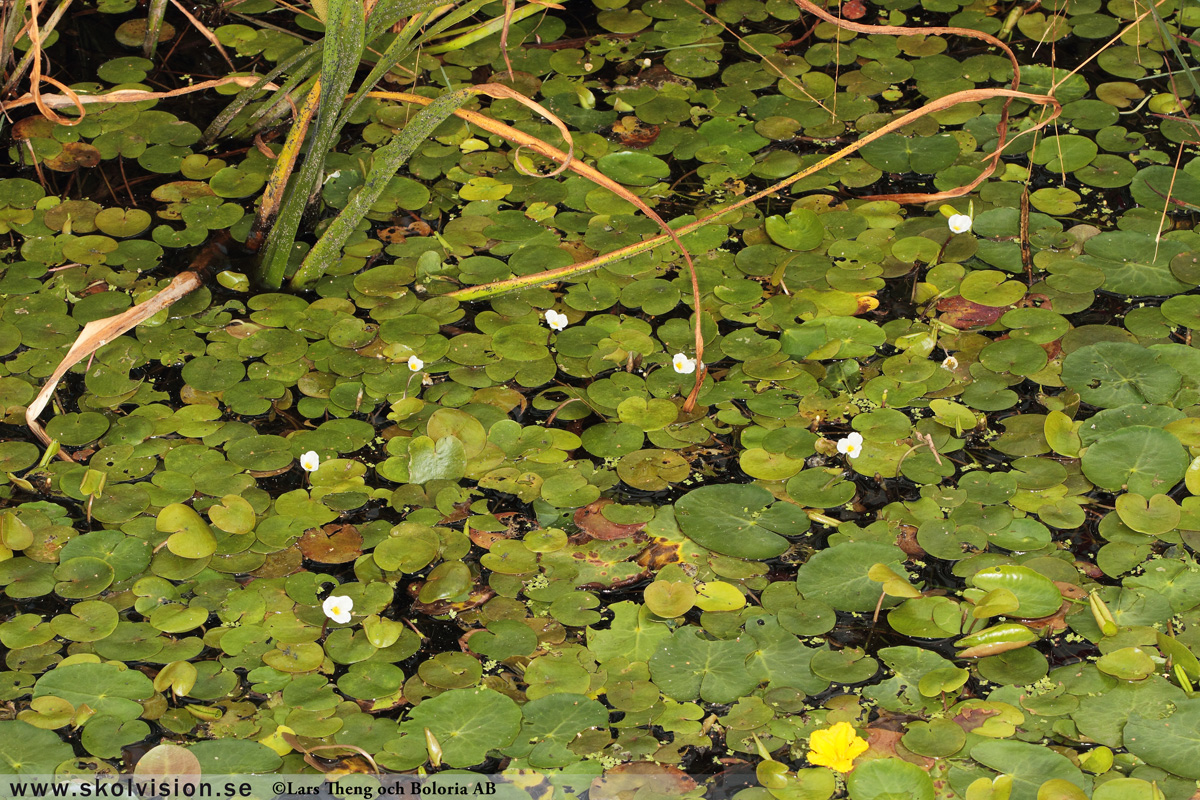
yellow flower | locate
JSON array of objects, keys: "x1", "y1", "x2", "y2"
[{"x1": 807, "y1": 722, "x2": 869, "y2": 773}]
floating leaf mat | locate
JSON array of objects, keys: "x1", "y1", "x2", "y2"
[{"x1": 4, "y1": 0, "x2": 1200, "y2": 795}]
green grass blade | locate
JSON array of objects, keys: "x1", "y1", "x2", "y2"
[
  {"x1": 290, "y1": 88, "x2": 472, "y2": 288},
  {"x1": 365, "y1": 0, "x2": 450, "y2": 39},
  {"x1": 340, "y1": 0, "x2": 495, "y2": 128},
  {"x1": 424, "y1": 1, "x2": 545, "y2": 54},
  {"x1": 1146, "y1": 0, "x2": 1200, "y2": 102},
  {"x1": 258, "y1": 0, "x2": 366, "y2": 288},
  {"x1": 1, "y1": 0, "x2": 29, "y2": 74},
  {"x1": 1, "y1": 0, "x2": 72, "y2": 99},
  {"x1": 203, "y1": 43, "x2": 321, "y2": 142},
  {"x1": 143, "y1": 0, "x2": 169, "y2": 58}
]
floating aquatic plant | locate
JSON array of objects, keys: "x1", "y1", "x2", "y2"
[{"x1": 0, "y1": 0, "x2": 1200, "y2": 794}]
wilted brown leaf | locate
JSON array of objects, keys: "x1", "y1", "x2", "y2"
[
  {"x1": 574, "y1": 499, "x2": 647, "y2": 541},
  {"x1": 937, "y1": 296, "x2": 1007, "y2": 329},
  {"x1": 298, "y1": 524, "x2": 363, "y2": 564}
]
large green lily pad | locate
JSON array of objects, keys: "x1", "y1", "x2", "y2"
[
  {"x1": 1082, "y1": 426, "x2": 1188, "y2": 496},
  {"x1": 0, "y1": 721, "x2": 76, "y2": 773},
  {"x1": 795, "y1": 542, "x2": 909, "y2": 613},
  {"x1": 401, "y1": 688, "x2": 522, "y2": 768},
  {"x1": 33, "y1": 663, "x2": 153, "y2": 721},
  {"x1": 675, "y1": 484, "x2": 802, "y2": 559}
]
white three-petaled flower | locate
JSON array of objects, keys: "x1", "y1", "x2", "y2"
[
  {"x1": 407, "y1": 355, "x2": 424, "y2": 371},
  {"x1": 300, "y1": 451, "x2": 320, "y2": 472},
  {"x1": 544, "y1": 310, "x2": 568, "y2": 331},
  {"x1": 837, "y1": 432, "x2": 864, "y2": 459},
  {"x1": 941, "y1": 355, "x2": 959, "y2": 370},
  {"x1": 323, "y1": 595, "x2": 353, "y2": 624},
  {"x1": 673, "y1": 353, "x2": 696, "y2": 374},
  {"x1": 948, "y1": 214, "x2": 973, "y2": 234}
]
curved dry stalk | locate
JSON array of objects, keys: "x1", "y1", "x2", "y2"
[
  {"x1": 25, "y1": 235, "x2": 234, "y2": 462},
  {"x1": 1, "y1": 0, "x2": 74, "y2": 101},
  {"x1": 793, "y1": 0, "x2": 1021, "y2": 83},
  {"x1": 167, "y1": 0, "x2": 237, "y2": 70},
  {"x1": 369, "y1": 87, "x2": 710, "y2": 409},
  {"x1": 2, "y1": 74, "x2": 284, "y2": 115},
  {"x1": 26, "y1": 272, "x2": 205, "y2": 461},
  {"x1": 25, "y1": 0, "x2": 77, "y2": 125},
  {"x1": 793, "y1": 0, "x2": 1028, "y2": 205},
  {"x1": 472, "y1": 82, "x2": 575, "y2": 179},
  {"x1": 450, "y1": 87, "x2": 1060, "y2": 303}
]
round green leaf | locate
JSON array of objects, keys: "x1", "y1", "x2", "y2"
[
  {"x1": 795, "y1": 542, "x2": 908, "y2": 613},
  {"x1": 402, "y1": 688, "x2": 522, "y2": 768},
  {"x1": 675, "y1": 484, "x2": 790, "y2": 559},
  {"x1": 50, "y1": 600, "x2": 119, "y2": 642},
  {"x1": 1082, "y1": 426, "x2": 1188, "y2": 496},
  {"x1": 33, "y1": 662, "x2": 153, "y2": 721},
  {"x1": 971, "y1": 565, "x2": 1062, "y2": 618},
  {"x1": 1061, "y1": 342, "x2": 1181, "y2": 408},
  {"x1": 0, "y1": 720, "x2": 76, "y2": 773},
  {"x1": 597, "y1": 151, "x2": 671, "y2": 186},
  {"x1": 847, "y1": 757, "x2": 935, "y2": 800},
  {"x1": 765, "y1": 210, "x2": 824, "y2": 251},
  {"x1": 1124, "y1": 698, "x2": 1200, "y2": 778}
]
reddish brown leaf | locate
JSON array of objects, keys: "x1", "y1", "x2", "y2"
[
  {"x1": 469, "y1": 529, "x2": 516, "y2": 549},
  {"x1": 574, "y1": 499, "x2": 647, "y2": 541},
  {"x1": 937, "y1": 296, "x2": 1007, "y2": 329},
  {"x1": 896, "y1": 524, "x2": 925, "y2": 558},
  {"x1": 612, "y1": 116, "x2": 661, "y2": 149},
  {"x1": 298, "y1": 524, "x2": 363, "y2": 563},
  {"x1": 1054, "y1": 581, "x2": 1088, "y2": 600},
  {"x1": 865, "y1": 726, "x2": 903, "y2": 758},
  {"x1": 953, "y1": 707, "x2": 999, "y2": 733},
  {"x1": 439, "y1": 501, "x2": 473, "y2": 525}
]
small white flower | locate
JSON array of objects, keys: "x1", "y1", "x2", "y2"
[
  {"x1": 948, "y1": 214, "x2": 973, "y2": 234},
  {"x1": 544, "y1": 309, "x2": 569, "y2": 331},
  {"x1": 323, "y1": 595, "x2": 353, "y2": 624},
  {"x1": 641, "y1": 58, "x2": 652, "y2": 68},
  {"x1": 837, "y1": 431, "x2": 864, "y2": 459},
  {"x1": 407, "y1": 355, "x2": 424, "y2": 371},
  {"x1": 941, "y1": 355, "x2": 959, "y2": 370},
  {"x1": 673, "y1": 353, "x2": 696, "y2": 374},
  {"x1": 299, "y1": 451, "x2": 320, "y2": 472}
]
